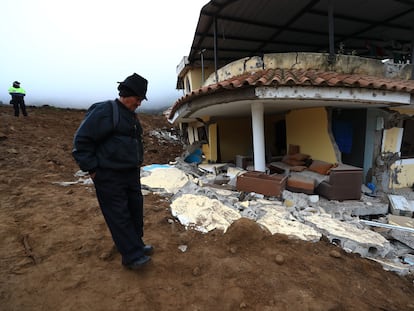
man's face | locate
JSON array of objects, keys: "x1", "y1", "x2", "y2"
[{"x1": 122, "y1": 96, "x2": 144, "y2": 111}]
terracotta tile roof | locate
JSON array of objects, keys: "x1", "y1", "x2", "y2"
[{"x1": 169, "y1": 69, "x2": 414, "y2": 120}]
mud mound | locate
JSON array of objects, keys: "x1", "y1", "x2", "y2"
[{"x1": 224, "y1": 217, "x2": 271, "y2": 244}]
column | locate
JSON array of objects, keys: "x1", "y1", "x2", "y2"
[{"x1": 251, "y1": 102, "x2": 266, "y2": 172}]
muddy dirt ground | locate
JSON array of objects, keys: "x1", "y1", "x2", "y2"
[{"x1": 0, "y1": 105, "x2": 413, "y2": 311}]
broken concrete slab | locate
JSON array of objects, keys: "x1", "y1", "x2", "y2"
[
  {"x1": 236, "y1": 199, "x2": 284, "y2": 220},
  {"x1": 141, "y1": 166, "x2": 189, "y2": 193},
  {"x1": 389, "y1": 229, "x2": 414, "y2": 250},
  {"x1": 388, "y1": 240, "x2": 414, "y2": 258},
  {"x1": 174, "y1": 181, "x2": 241, "y2": 210},
  {"x1": 357, "y1": 216, "x2": 414, "y2": 253},
  {"x1": 198, "y1": 163, "x2": 229, "y2": 174},
  {"x1": 403, "y1": 254, "x2": 414, "y2": 265},
  {"x1": 388, "y1": 194, "x2": 414, "y2": 217},
  {"x1": 282, "y1": 190, "x2": 313, "y2": 210},
  {"x1": 226, "y1": 166, "x2": 246, "y2": 187},
  {"x1": 386, "y1": 208, "x2": 414, "y2": 249},
  {"x1": 257, "y1": 206, "x2": 322, "y2": 242},
  {"x1": 170, "y1": 193, "x2": 241, "y2": 233},
  {"x1": 304, "y1": 214, "x2": 392, "y2": 258},
  {"x1": 369, "y1": 257, "x2": 411, "y2": 276},
  {"x1": 318, "y1": 196, "x2": 389, "y2": 218}
]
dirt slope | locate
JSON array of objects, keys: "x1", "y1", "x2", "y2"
[{"x1": 0, "y1": 105, "x2": 413, "y2": 311}]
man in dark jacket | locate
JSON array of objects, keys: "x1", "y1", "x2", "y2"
[{"x1": 72, "y1": 73, "x2": 153, "y2": 270}]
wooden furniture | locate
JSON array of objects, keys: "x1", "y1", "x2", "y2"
[
  {"x1": 236, "y1": 171, "x2": 287, "y2": 197},
  {"x1": 286, "y1": 175, "x2": 315, "y2": 194}
]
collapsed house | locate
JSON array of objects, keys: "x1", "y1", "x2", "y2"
[
  {"x1": 160, "y1": 0, "x2": 414, "y2": 274},
  {"x1": 167, "y1": 0, "x2": 414, "y2": 198}
]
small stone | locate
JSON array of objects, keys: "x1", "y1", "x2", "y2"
[
  {"x1": 329, "y1": 250, "x2": 342, "y2": 258},
  {"x1": 240, "y1": 302, "x2": 247, "y2": 308},
  {"x1": 192, "y1": 266, "x2": 201, "y2": 276},
  {"x1": 309, "y1": 266, "x2": 319, "y2": 274},
  {"x1": 284, "y1": 199, "x2": 294, "y2": 207},
  {"x1": 178, "y1": 244, "x2": 187, "y2": 252},
  {"x1": 229, "y1": 246, "x2": 237, "y2": 254},
  {"x1": 308, "y1": 195, "x2": 319, "y2": 203},
  {"x1": 7, "y1": 148, "x2": 18, "y2": 154},
  {"x1": 275, "y1": 254, "x2": 285, "y2": 265}
]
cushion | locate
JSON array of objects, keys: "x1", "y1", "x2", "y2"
[
  {"x1": 304, "y1": 158, "x2": 313, "y2": 167},
  {"x1": 281, "y1": 155, "x2": 305, "y2": 166},
  {"x1": 326, "y1": 162, "x2": 339, "y2": 174},
  {"x1": 289, "y1": 165, "x2": 307, "y2": 172},
  {"x1": 308, "y1": 160, "x2": 333, "y2": 175}
]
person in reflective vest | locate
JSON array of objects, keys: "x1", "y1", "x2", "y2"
[{"x1": 8, "y1": 81, "x2": 27, "y2": 117}]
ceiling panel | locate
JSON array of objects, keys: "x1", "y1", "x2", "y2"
[{"x1": 188, "y1": 0, "x2": 414, "y2": 65}]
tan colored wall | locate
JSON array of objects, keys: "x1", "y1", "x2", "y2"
[
  {"x1": 199, "y1": 115, "x2": 285, "y2": 162},
  {"x1": 382, "y1": 127, "x2": 414, "y2": 189},
  {"x1": 186, "y1": 67, "x2": 215, "y2": 91},
  {"x1": 200, "y1": 53, "x2": 413, "y2": 86},
  {"x1": 205, "y1": 56, "x2": 263, "y2": 85},
  {"x1": 390, "y1": 159, "x2": 414, "y2": 188},
  {"x1": 389, "y1": 107, "x2": 414, "y2": 117},
  {"x1": 217, "y1": 118, "x2": 252, "y2": 162},
  {"x1": 285, "y1": 107, "x2": 338, "y2": 163},
  {"x1": 264, "y1": 53, "x2": 390, "y2": 77},
  {"x1": 202, "y1": 123, "x2": 217, "y2": 162},
  {"x1": 382, "y1": 128, "x2": 403, "y2": 153},
  {"x1": 186, "y1": 69, "x2": 202, "y2": 91}
]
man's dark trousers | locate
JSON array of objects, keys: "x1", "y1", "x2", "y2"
[
  {"x1": 93, "y1": 167, "x2": 145, "y2": 265},
  {"x1": 11, "y1": 99, "x2": 28, "y2": 117}
]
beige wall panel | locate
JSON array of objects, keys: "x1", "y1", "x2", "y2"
[{"x1": 286, "y1": 107, "x2": 338, "y2": 163}]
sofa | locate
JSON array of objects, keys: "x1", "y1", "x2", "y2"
[
  {"x1": 315, "y1": 164, "x2": 363, "y2": 201},
  {"x1": 269, "y1": 154, "x2": 363, "y2": 201}
]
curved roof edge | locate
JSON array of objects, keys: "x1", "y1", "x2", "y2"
[{"x1": 168, "y1": 68, "x2": 414, "y2": 121}]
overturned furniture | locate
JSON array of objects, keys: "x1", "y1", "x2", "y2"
[
  {"x1": 270, "y1": 156, "x2": 363, "y2": 201},
  {"x1": 236, "y1": 171, "x2": 287, "y2": 197},
  {"x1": 315, "y1": 164, "x2": 363, "y2": 201}
]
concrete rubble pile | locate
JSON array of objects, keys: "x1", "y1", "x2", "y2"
[{"x1": 140, "y1": 160, "x2": 414, "y2": 276}]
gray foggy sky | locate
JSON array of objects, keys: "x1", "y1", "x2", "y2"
[{"x1": 1, "y1": 0, "x2": 207, "y2": 110}]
